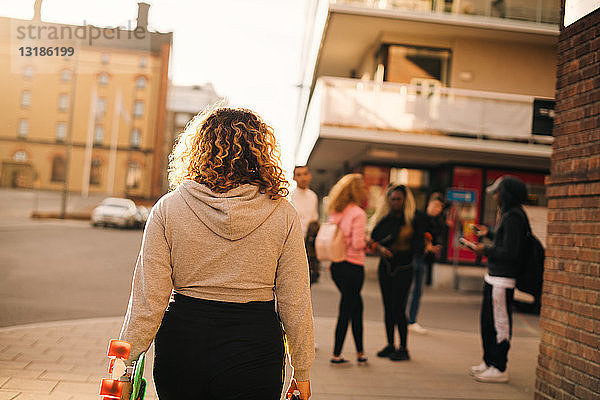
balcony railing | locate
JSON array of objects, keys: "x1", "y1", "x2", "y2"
[
  {"x1": 333, "y1": 0, "x2": 560, "y2": 25},
  {"x1": 306, "y1": 77, "x2": 553, "y2": 143}
]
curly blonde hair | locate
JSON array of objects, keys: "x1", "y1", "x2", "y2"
[
  {"x1": 168, "y1": 107, "x2": 288, "y2": 199},
  {"x1": 327, "y1": 173, "x2": 366, "y2": 213}
]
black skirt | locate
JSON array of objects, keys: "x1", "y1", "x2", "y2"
[{"x1": 153, "y1": 293, "x2": 285, "y2": 400}]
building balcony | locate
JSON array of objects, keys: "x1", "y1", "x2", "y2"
[
  {"x1": 297, "y1": 77, "x2": 553, "y2": 187},
  {"x1": 332, "y1": 0, "x2": 560, "y2": 25}
]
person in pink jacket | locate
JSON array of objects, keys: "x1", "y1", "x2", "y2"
[{"x1": 326, "y1": 173, "x2": 368, "y2": 365}]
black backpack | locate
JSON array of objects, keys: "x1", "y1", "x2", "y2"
[{"x1": 510, "y1": 208, "x2": 545, "y2": 297}]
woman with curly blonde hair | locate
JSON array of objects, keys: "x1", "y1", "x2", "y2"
[
  {"x1": 325, "y1": 173, "x2": 368, "y2": 365},
  {"x1": 119, "y1": 107, "x2": 314, "y2": 400}
]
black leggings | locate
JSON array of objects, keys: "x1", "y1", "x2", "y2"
[
  {"x1": 153, "y1": 293, "x2": 285, "y2": 400},
  {"x1": 378, "y1": 261, "x2": 414, "y2": 348},
  {"x1": 330, "y1": 261, "x2": 365, "y2": 356}
]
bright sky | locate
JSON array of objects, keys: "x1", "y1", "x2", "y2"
[{"x1": 0, "y1": 0, "x2": 308, "y2": 174}]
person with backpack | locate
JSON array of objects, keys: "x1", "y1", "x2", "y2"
[
  {"x1": 465, "y1": 175, "x2": 529, "y2": 383},
  {"x1": 325, "y1": 174, "x2": 368, "y2": 365}
]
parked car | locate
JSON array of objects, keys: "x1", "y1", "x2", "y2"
[
  {"x1": 134, "y1": 206, "x2": 149, "y2": 229},
  {"x1": 91, "y1": 197, "x2": 138, "y2": 229}
]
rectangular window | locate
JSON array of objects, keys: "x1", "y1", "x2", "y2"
[
  {"x1": 97, "y1": 98, "x2": 107, "y2": 118},
  {"x1": 90, "y1": 159, "x2": 102, "y2": 185},
  {"x1": 56, "y1": 122, "x2": 67, "y2": 142},
  {"x1": 126, "y1": 162, "x2": 142, "y2": 189},
  {"x1": 130, "y1": 128, "x2": 142, "y2": 148},
  {"x1": 18, "y1": 119, "x2": 28, "y2": 138},
  {"x1": 385, "y1": 44, "x2": 452, "y2": 87},
  {"x1": 133, "y1": 100, "x2": 145, "y2": 118},
  {"x1": 58, "y1": 94, "x2": 69, "y2": 112},
  {"x1": 21, "y1": 91, "x2": 32, "y2": 108},
  {"x1": 94, "y1": 125, "x2": 104, "y2": 144}
]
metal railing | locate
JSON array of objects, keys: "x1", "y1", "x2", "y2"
[{"x1": 332, "y1": 0, "x2": 560, "y2": 25}]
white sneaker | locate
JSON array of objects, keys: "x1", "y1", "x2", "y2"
[
  {"x1": 469, "y1": 362, "x2": 488, "y2": 376},
  {"x1": 408, "y1": 323, "x2": 428, "y2": 334},
  {"x1": 474, "y1": 366, "x2": 509, "y2": 383}
]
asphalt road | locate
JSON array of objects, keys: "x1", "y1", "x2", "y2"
[
  {"x1": 0, "y1": 218, "x2": 142, "y2": 327},
  {"x1": 0, "y1": 216, "x2": 540, "y2": 339}
]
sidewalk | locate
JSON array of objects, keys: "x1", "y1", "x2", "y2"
[{"x1": 0, "y1": 282, "x2": 541, "y2": 400}]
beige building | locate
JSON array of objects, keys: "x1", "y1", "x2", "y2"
[
  {"x1": 0, "y1": 2, "x2": 172, "y2": 200},
  {"x1": 296, "y1": 0, "x2": 559, "y2": 263}
]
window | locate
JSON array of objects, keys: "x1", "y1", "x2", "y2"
[
  {"x1": 21, "y1": 91, "x2": 32, "y2": 108},
  {"x1": 385, "y1": 45, "x2": 452, "y2": 87},
  {"x1": 98, "y1": 72, "x2": 109, "y2": 86},
  {"x1": 58, "y1": 94, "x2": 69, "y2": 112},
  {"x1": 97, "y1": 98, "x2": 107, "y2": 118},
  {"x1": 18, "y1": 119, "x2": 28, "y2": 138},
  {"x1": 13, "y1": 151, "x2": 27, "y2": 162},
  {"x1": 61, "y1": 69, "x2": 71, "y2": 82},
  {"x1": 90, "y1": 159, "x2": 102, "y2": 185},
  {"x1": 130, "y1": 128, "x2": 142, "y2": 148},
  {"x1": 139, "y1": 56, "x2": 147, "y2": 68},
  {"x1": 94, "y1": 125, "x2": 104, "y2": 144},
  {"x1": 51, "y1": 156, "x2": 65, "y2": 182},
  {"x1": 133, "y1": 100, "x2": 144, "y2": 118},
  {"x1": 135, "y1": 76, "x2": 147, "y2": 89},
  {"x1": 23, "y1": 66, "x2": 33, "y2": 79},
  {"x1": 56, "y1": 123, "x2": 67, "y2": 142},
  {"x1": 101, "y1": 53, "x2": 109, "y2": 65},
  {"x1": 126, "y1": 161, "x2": 142, "y2": 189}
]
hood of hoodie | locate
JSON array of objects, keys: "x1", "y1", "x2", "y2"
[{"x1": 177, "y1": 180, "x2": 281, "y2": 241}]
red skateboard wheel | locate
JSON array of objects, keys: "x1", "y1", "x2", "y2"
[
  {"x1": 107, "y1": 340, "x2": 131, "y2": 360},
  {"x1": 99, "y1": 378, "x2": 123, "y2": 398}
]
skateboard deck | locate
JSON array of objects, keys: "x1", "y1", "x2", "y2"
[{"x1": 99, "y1": 340, "x2": 146, "y2": 400}]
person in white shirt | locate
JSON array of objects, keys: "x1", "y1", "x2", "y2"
[
  {"x1": 291, "y1": 166, "x2": 320, "y2": 283},
  {"x1": 291, "y1": 166, "x2": 319, "y2": 237}
]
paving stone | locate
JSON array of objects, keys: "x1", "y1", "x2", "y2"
[
  {"x1": 51, "y1": 381, "x2": 99, "y2": 395},
  {"x1": 13, "y1": 393, "x2": 73, "y2": 400},
  {"x1": 39, "y1": 371, "x2": 89, "y2": 383},
  {"x1": 0, "y1": 351, "x2": 17, "y2": 362},
  {"x1": 24, "y1": 363, "x2": 74, "y2": 373},
  {"x1": 0, "y1": 391, "x2": 20, "y2": 400},
  {"x1": 1, "y1": 378, "x2": 57, "y2": 393},
  {"x1": 0, "y1": 371, "x2": 42, "y2": 380},
  {"x1": 0, "y1": 338, "x2": 35, "y2": 348},
  {"x1": 0, "y1": 363, "x2": 28, "y2": 371},
  {"x1": 13, "y1": 352, "x2": 61, "y2": 364}
]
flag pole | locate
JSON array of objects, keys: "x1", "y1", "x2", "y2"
[
  {"x1": 81, "y1": 86, "x2": 97, "y2": 198},
  {"x1": 107, "y1": 90, "x2": 122, "y2": 195}
]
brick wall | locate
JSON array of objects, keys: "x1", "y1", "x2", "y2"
[{"x1": 535, "y1": 5, "x2": 600, "y2": 400}]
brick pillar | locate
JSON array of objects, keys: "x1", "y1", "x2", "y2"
[{"x1": 535, "y1": 6, "x2": 600, "y2": 400}]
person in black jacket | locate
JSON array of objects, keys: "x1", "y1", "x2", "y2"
[
  {"x1": 407, "y1": 192, "x2": 446, "y2": 334},
  {"x1": 368, "y1": 184, "x2": 425, "y2": 361},
  {"x1": 465, "y1": 175, "x2": 529, "y2": 383}
]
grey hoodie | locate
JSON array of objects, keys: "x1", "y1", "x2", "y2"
[{"x1": 120, "y1": 180, "x2": 315, "y2": 380}]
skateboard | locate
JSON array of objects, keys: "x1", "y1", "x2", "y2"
[{"x1": 99, "y1": 340, "x2": 146, "y2": 400}]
